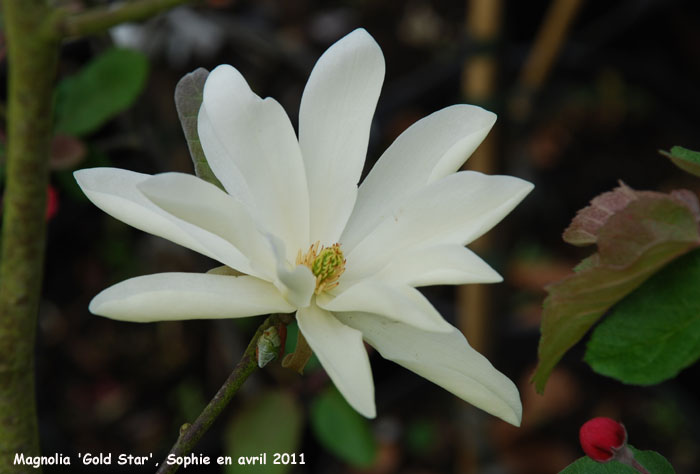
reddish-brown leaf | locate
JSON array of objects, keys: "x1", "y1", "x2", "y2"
[
  {"x1": 533, "y1": 186, "x2": 700, "y2": 393},
  {"x1": 562, "y1": 182, "x2": 660, "y2": 246}
]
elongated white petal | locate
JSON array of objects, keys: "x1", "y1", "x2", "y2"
[
  {"x1": 297, "y1": 304, "x2": 375, "y2": 418},
  {"x1": 344, "y1": 171, "x2": 533, "y2": 282},
  {"x1": 317, "y1": 280, "x2": 452, "y2": 333},
  {"x1": 75, "y1": 168, "x2": 220, "y2": 261},
  {"x1": 299, "y1": 28, "x2": 385, "y2": 244},
  {"x1": 138, "y1": 172, "x2": 275, "y2": 280},
  {"x1": 336, "y1": 312, "x2": 522, "y2": 426},
  {"x1": 200, "y1": 65, "x2": 309, "y2": 254},
  {"x1": 266, "y1": 234, "x2": 316, "y2": 308},
  {"x1": 90, "y1": 273, "x2": 295, "y2": 322},
  {"x1": 376, "y1": 244, "x2": 502, "y2": 287},
  {"x1": 343, "y1": 105, "x2": 496, "y2": 249},
  {"x1": 198, "y1": 108, "x2": 255, "y2": 206}
]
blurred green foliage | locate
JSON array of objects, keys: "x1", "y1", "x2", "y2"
[
  {"x1": 405, "y1": 418, "x2": 439, "y2": 456},
  {"x1": 174, "y1": 379, "x2": 207, "y2": 423},
  {"x1": 225, "y1": 391, "x2": 302, "y2": 474},
  {"x1": 54, "y1": 48, "x2": 148, "y2": 136},
  {"x1": 310, "y1": 386, "x2": 377, "y2": 468}
]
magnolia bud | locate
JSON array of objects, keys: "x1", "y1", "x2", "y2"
[{"x1": 256, "y1": 325, "x2": 286, "y2": 368}]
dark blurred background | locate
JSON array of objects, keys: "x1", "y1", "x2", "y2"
[{"x1": 4, "y1": 0, "x2": 700, "y2": 472}]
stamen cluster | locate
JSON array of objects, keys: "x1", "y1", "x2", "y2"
[{"x1": 296, "y1": 241, "x2": 346, "y2": 294}]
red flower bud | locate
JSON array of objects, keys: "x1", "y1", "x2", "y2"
[{"x1": 579, "y1": 417, "x2": 627, "y2": 462}]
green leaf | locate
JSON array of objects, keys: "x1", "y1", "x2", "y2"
[
  {"x1": 225, "y1": 391, "x2": 303, "y2": 474},
  {"x1": 55, "y1": 48, "x2": 149, "y2": 136},
  {"x1": 533, "y1": 186, "x2": 700, "y2": 393},
  {"x1": 660, "y1": 146, "x2": 700, "y2": 177},
  {"x1": 585, "y1": 248, "x2": 700, "y2": 384},
  {"x1": 559, "y1": 446, "x2": 675, "y2": 474},
  {"x1": 174, "y1": 68, "x2": 224, "y2": 189},
  {"x1": 310, "y1": 387, "x2": 377, "y2": 468}
]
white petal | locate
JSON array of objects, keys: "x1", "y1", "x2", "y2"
[
  {"x1": 299, "y1": 28, "x2": 385, "y2": 244},
  {"x1": 266, "y1": 234, "x2": 316, "y2": 308},
  {"x1": 297, "y1": 304, "x2": 375, "y2": 418},
  {"x1": 344, "y1": 171, "x2": 533, "y2": 282},
  {"x1": 198, "y1": 108, "x2": 255, "y2": 206},
  {"x1": 317, "y1": 279, "x2": 452, "y2": 333},
  {"x1": 90, "y1": 273, "x2": 295, "y2": 322},
  {"x1": 376, "y1": 244, "x2": 502, "y2": 287},
  {"x1": 343, "y1": 105, "x2": 496, "y2": 249},
  {"x1": 336, "y1": 312, "x2": 522, "y2": 426},
  {"x1": 138, "y1": 172, "x2": 275, "y2": 279},
  {"x1": 74, "y1": 168, "x2": 216, "y2": 259},
  {"x1": 200, "y1": 65, "x2": 309, "y2": 254}
]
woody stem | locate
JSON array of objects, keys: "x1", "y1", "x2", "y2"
[{"x1": 155, "y1": 313, "x2": 293, "y2": 474}]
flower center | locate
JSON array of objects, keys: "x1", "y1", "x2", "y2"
[{"x1": 296, "y1": 241, "x2": 345, "y2": 294}]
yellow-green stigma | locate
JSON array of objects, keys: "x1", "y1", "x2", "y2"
[{"x1": 296, "y1": 241, "x2": 346, "y2": 294}]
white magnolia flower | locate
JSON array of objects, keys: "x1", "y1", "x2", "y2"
[{"x1": 75, "y1": 29, "x2": 532, "y2": 425}]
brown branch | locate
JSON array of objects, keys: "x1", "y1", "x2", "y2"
[
  {"x1": 0, "y1": 1, "x2": 60, "y2": 472},
  {"x1": 57, "y1": 0, "x2": 198, "y2": 39},
  {"x1": 154, "y1": 313, "x2": 293, "y2": 474}
]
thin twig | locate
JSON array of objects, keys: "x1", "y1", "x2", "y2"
[
  {"x1": 57, "y1": 0, "x2": 197, "y2": 39},
  {"x1": 509, "y1": 0, "x2": 584, "y2": 120},
  {"x1": 154, "y1": 313, "x2": 293, "y2": 474}
]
